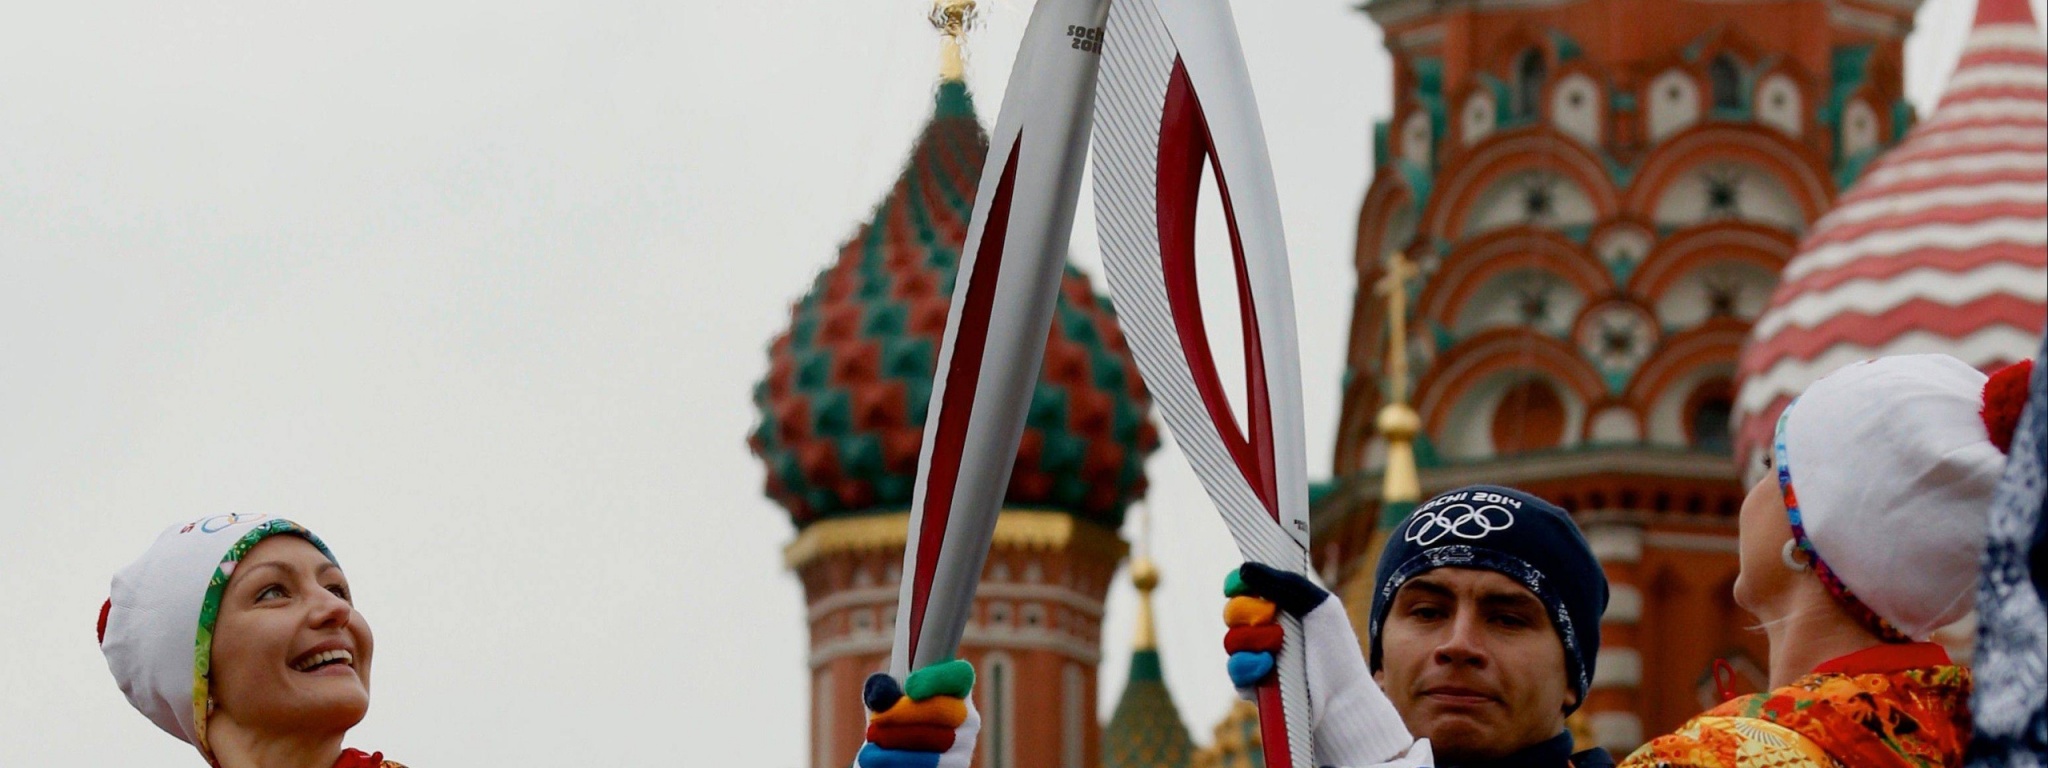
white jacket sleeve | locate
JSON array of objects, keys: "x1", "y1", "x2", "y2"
[{"x1": 1301, "y1": 597, "x2": 1435, "y2": 768}]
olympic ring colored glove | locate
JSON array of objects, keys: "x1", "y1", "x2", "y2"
[
  {"x1": 1223, "y1": 562, "x2": 1434, "y2": 768},
  {"x1": 856, "y1": 660, "x2": 981, "y2": 768}
]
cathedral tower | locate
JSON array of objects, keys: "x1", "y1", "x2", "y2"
[
  {"x1": 1313, "y1": 0, "x2": 1925, "y2": 754},
  {"x1": 750, "y1": 4, "x2": 1160, "y2": 766}
]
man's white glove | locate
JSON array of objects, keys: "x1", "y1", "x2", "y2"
[{"x1": 1224, "y1": 563, "x2": 1434, "y2": 767}]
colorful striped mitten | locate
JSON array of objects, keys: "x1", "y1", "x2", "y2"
[
  {"x1": 1221, "y1": 562, "x2": 1321, "y2": 688},
  {"x1": 856, "y1": 659, "x2": 980, "y2": 768}
]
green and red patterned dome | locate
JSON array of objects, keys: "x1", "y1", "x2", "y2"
[{"x1": 751, "y1": 79, "x2": 1159, "y2": 530}]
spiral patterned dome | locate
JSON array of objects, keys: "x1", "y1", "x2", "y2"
[
  {"x1": 751, "y1": 80, "x2": 1160, "y2": 529},
  {"x1": 1732, "y1": 0, "x2": 2048, "y2": 480}
]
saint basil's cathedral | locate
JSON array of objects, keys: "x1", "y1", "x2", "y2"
[{"x1": 749, "y1": 0, "x2": 2047, "y2": 765}]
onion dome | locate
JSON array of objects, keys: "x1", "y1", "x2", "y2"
[
  {"x1": 1104, "y1": 551, "x2": 1195, "y2": 768},
  {"x1": 750, "y1": 78, "x2": 1160, "y2": 530},
  {"x1": 1732, "y1": 0, "x2": 2048, "y2": 479}
]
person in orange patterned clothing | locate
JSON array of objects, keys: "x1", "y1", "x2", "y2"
[
  {"x1": 101, "y1": 514, "x2": 407, "y2": 768},
  {"x1": 1620, "y1": 355, "x2": 2035, "y2": 768}
]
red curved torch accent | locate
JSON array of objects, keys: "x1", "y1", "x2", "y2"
[
  {"x1": 1156, "y1": 56, "x2": 1292, "y2": 768},
  {"x1": 907, "y1": 134, "x2": 1023, "y2": 661},
  {"x1": 1156, "y1": 58, "x2": 1279, "y2": 515}
]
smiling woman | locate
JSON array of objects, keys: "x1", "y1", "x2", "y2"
[{"x1": 99, "y1": 515, "x2": 404, "y2": 768}]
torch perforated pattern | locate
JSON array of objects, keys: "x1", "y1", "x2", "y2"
[{"x1": 1092, "y1": 0, "x2": 1313, "y2": 763}]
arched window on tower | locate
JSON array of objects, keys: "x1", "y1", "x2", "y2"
[
  {"x1": 1491, "y1": 378, "x2": 1566, "y2": 454},
  {"x1": 1685, "y1": 378, "x2": 1736, "y2": 454},
  {"x1": 1063, "y1": 663, "x2": 1085, "y2": 768},
  {"x1": 1709, "y1": 54, "x2": 1744, "y2": 112},
  {"x1": 979, "y1": 652, "x2": 1016, "y2": 768},
  {"x1": 1515, "y1": 49, "x2": 1548, "y2": 119},
  {"x1": 815, "y1": 670, "x2": 834, "y2": 768}
]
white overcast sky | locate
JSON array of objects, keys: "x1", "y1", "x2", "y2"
[{"x1": 2, "y1": 1, "x2": 2038, "y2": 765}]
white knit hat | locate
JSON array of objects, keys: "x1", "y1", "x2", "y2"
[
  {"x1": 1775, "y1": 354, "x2": 2027, "y2": 642},
  {"x1": 98, "y1": 514, "x2": 336, "y2": 758}
]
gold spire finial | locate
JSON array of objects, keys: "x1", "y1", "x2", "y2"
[
  {"x1": 1132, "y1": 504, "x2": 1161, "y2": 650},
  {"x1": 1374, "y1": 251, "x2": 1422, "y2": 505},
  {"x1": 931, "y1": 0, "x2": 979, "y2": 82}
]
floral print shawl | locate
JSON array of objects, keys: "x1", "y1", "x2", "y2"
[{"x1": 1620, "y1": 643, "x2": 1970, "y2": 768}]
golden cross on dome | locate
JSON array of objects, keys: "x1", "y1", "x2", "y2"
[
  {"x1": 930, "y1": 0, "x2": 979, "y2": 82},
  {"x1": 1374, "y1": 251, "x2": 1422, "y2": 505},
  {"x1": 1373, "y1": 251, "x2": 1420, "y2": 406}
]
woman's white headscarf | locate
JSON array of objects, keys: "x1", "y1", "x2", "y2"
[{"x1": 99, "y1": 514, "x2": 336, "y2": 759}]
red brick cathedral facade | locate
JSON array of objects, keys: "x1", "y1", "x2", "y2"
[{"x1": 1314, "y1": 0, "x2": 1922, "y2": 754}]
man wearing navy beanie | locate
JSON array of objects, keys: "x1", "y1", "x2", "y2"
[{"x1": 1223, "y1": 484, "x2": 1612, "y2": 767}]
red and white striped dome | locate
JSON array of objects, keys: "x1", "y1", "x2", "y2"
[{"x1": 1733, "y1": 0, "x2": 2048, "y2": 481}]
